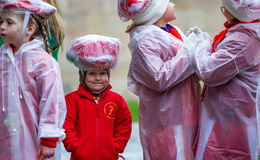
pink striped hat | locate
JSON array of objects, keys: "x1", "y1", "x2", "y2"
[
  {"x1": 1, "y1": 0, "x2": 56, "y2": 19},
  {"x1": 117, "y1": 0, "x2": 169, "y2": 25}
]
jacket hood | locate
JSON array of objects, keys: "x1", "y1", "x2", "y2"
[{"x1": 228, "y1": 22, "x2": 260, "y2": 41}]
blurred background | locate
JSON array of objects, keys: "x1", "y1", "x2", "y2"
[{"x1": 59, "y1": 0, "x2": 225, "y2": 100}]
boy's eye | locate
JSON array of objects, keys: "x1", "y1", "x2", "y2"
[
  {"x1": 88, "y1": 72, "x2": 96, "y2": 76},
  {"x1": 100, "y1": 71, "x2": 107, "y2": 75}
]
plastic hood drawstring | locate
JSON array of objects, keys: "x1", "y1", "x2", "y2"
[
  {"x1": 20, "y1": 11, "x2": 30, "y2": 40},
  {"x1": 11, "y1": 11, "x2": 30, "y2": 100},
  {"x1": 2, "y1": 48, "x2": 5, "y2": 112},
  {"x1": 19, "y1": 52, "x2": 23, "y2": 100},
  {"x1": 256, "y1": 81, "x2": 260, "y2": 149},
  {"x1": 18, "y1": 11, "x2": 30, "y2": 100},
  {"x1": 14, "y1": 11, "x2": 30, "y2": 44}
]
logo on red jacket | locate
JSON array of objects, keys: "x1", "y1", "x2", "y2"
[{"x1": 104, "y1": 102, "x2": 117, "y2": 120}]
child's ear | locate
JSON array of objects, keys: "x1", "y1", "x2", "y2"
[{"x1": 26, "y1": 24, "x2": 36, "y2": 37}]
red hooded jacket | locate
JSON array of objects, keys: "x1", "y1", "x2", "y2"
[{"x1": 63, "y1": 84, "x2": 132, "y2": 160}]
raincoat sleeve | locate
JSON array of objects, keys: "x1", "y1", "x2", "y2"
[
  {"x1": 113, "y1": 96, "x2": 132, "y2": 153},
  {"x1": 62, "y1": 94, "x2": 80, "y2": 152},
  {"x1": 131, "y1": 33, "x2": 194, "y2": 92},
  {"x1": 192, "y1": 31, "x2": 257, "y2": 86},
  {"x1": 35, "y1": 58, "x2": 66, "y2": 140}
]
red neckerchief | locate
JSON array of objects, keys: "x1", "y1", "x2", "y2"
[
  {"x1": 202, "y1": 20, "x2": 260, "y2": 102},
  {"x1": 161, "y1": 24, "x2": 183, "y2": 41},
  {"x1": 212, "y1": 20, "x2": 260, "y2": 52},
  {"x1": 10, "y1": 44, "x2": 17, "y2": 52}
]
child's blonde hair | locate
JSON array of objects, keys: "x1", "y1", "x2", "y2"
[
  {"x1": 126, "y1": 23, "x2": 144, "y2": 33},
  {"x1": 45, "y1": 0, "x2": 64, "y2": 52},
  {"x1": 29, "y1": 14, "x2": 51, "y2": 54},
  {"x1": 27, "y1": 0, "x2": 64, "y2": 55}
]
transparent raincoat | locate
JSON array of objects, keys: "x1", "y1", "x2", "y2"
[
  {"x1": 0, "y1": 38, "x2": 66, "y2": 160},
  {"x1": 128, "y1": 25, "x2": 201, "y2": 160},
  {"x1": 189, "y1": 22, "x2": 260, "y2": 160}
]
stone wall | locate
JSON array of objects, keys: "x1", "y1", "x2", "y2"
[{"x1": 58, "y1": 0, "x2": 226, "y2": 100}]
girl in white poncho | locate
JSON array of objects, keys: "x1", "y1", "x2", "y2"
[
  {"x1": 185, "y1": 0, "x2": 260, "y2": 159},
  {"x1": 0, "y1": 0, "x2": 66, "y2": 159}
]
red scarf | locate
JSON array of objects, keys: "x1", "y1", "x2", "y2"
[
  {"x1": 212, "y1": 20, "x2": 260, "y2": 52},
  {"x1": 161, "y1": 24, "x2": 183, "y2": 41},
  {"x1": 10, "y1": 44, "x2": 17, "y2": 52}
]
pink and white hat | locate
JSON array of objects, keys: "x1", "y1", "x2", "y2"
[
  {"x1": 0, "y1": 0, "x2": 16, "y2": 9},
  {"x1": 67, "y1": 35, "x2": 121, "y2": 71},
  {"x1": 1, "y1": 0, "x2": 57, "y2": 19},
  {"x1": 0, "y1": 0, "x2": 16, "y2": 4},
  {"x1": 222, "y1": 0, "x2": 260, "y2": 22},
  {"x1": 118, "y1": 0, "x2": 169, "y2": 25}
]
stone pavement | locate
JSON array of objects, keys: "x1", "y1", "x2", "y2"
[{"x1": 61, "y1": 123, "x2": 143, "y2": 160}]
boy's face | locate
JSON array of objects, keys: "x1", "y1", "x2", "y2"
[
  {"x1": 0, "y1": 11, "x2": 23, "y2": 45},
  {"x1": 85, "y1": 69, "x2": 109, "y2": 91}
]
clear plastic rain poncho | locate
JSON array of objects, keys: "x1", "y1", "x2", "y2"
[
  {"x1": 0, "y1": 0, "x2": 66, "y2": 159},
  {"x1": 128, "y1": 25, "x2": 201, "y2": 160},
  {"x1": 184, "y1": 15, "x2": 260, "y2": 160}
]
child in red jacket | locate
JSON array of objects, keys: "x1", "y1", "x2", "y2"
[{"x1": 63, "y1": 34, "x2": 132, "y2": 160}]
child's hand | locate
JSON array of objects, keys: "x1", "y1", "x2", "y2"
[
  {"x1": 181, "y1": 31, "x2": 211, "y2": 64},
  {"x1": 186, "y1": 26, "x2": 203, "y2": 37},
  {"x1": 38, "y1": 145, "x2": 55, "y2": 160}
]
